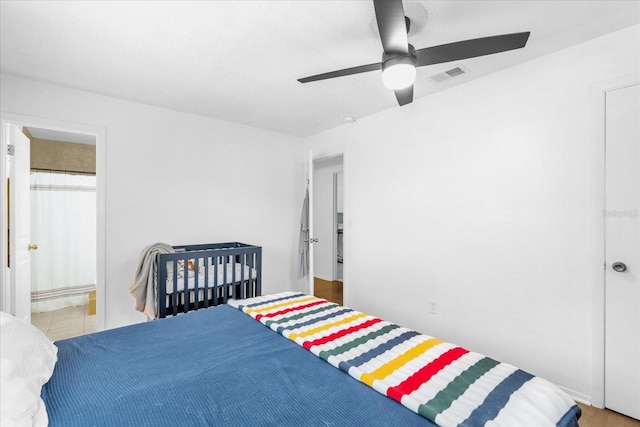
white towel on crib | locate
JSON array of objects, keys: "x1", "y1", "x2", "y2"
[{"x1": 129, "y1": 243, "x2": 174, "y2": 320}]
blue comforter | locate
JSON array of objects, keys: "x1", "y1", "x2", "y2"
[{"x1": 42, "y1": 305, "x2": 432, "y2": 426}]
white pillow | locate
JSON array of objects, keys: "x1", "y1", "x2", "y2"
[{"x1": 0, "y1": 312, "x2": 58, "y2": 427}]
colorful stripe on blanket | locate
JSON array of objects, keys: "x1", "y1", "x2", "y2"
[{"x1": 229, "y1": 292, "x2": 581, "y2": 427}]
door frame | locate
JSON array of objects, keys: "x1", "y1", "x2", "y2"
[
  {"x1": 308, "y1": 151, "x2": 346, "y2": 305},
  {"x1": 0, "y1": 112, "x2": 106, "y2": 332},
  {"x1": 332, "y1": 170, "x2": 342, "y2": 281},
  {"x1": 590, "y1": 73, "x2": 640, "y2": 408}
]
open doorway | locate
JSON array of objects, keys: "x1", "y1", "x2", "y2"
[
  {"x1": 312, "y1": 155, "x2": 344, "y2": 305},
  {"x1": 25, "y1": 126, "x2": 98, "y2": 340},
  {"x1": 1, "y1": 113, "x2": 106, "y2": 337}
]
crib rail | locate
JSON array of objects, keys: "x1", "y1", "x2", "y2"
[{"x1": 157, "y1": 243, "x2": 262, "y2": 318}]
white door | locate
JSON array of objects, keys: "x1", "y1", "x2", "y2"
[
  {"x1": 604, "y1": 83, "x2": 640, "y2": 420},
  {"x1": 8, "y1": 124, "x2": 31, "y2": 322}
]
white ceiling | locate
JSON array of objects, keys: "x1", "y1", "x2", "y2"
[{"x1": 1, "y1": 1, "x2": 639, "y2": 137}]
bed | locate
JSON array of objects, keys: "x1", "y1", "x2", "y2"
[
  {"x1": 0, "y1": 292, "x2": 581, "y2": 426},
  {"x1": 156, "y1": 242, "x2": 262, "y2": 318}
]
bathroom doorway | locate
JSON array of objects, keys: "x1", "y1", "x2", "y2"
[
  {"x1": 26, "y1": 126, "x2": 98, "y2": 339},
  {"x1": 1, "y1": 113, "x2": 105, "y2": 337}
]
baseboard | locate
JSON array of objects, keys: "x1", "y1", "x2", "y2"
[{"x1": 559, "y1": 386, "x2": 592, "y2": 406}]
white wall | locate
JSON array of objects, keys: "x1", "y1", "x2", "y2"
[
  {"x1": 304, "y1": 24, "x2": 640, "y2": 402},
  {"x1": 0, "y1": 74, "x2": 306, "y2": 329},
  {"x1": 313, "y1": 155, "x2": 343, "y2": 280}
]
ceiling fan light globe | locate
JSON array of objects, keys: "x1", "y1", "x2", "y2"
[{"x1": 382, "y1": 59, "x2": 416, "y2": 90}]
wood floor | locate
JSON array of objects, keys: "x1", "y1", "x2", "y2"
[
  {"x1": 313, "y1": 277, "x2": 342, "y2": 306},
  {"x1": 577, "y1": 403, "x2": 640, "y2": 427}
]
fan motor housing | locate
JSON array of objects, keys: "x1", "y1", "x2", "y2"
[
  {"x1": 381, "y1": 44, "x2": 417, "y2": 90},
  {"x1": 382, "y1": 43, "x2": 417, "y2": 65}
]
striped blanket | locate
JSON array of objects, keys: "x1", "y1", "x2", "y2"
[{"x1": 229, "y1": 292, "x2": 581, "y2": 427}]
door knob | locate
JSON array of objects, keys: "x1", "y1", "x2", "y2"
[
  {"x1": 612, "y1": 262, "x2": 627, "y2": 272},
  {"x1": 28, "y1": 244, "x2": 38, "y2": 251}
]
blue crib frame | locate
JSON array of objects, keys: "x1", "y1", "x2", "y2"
[{"x1": 157, "y1": 242, "x2": 262, "y2": 318}]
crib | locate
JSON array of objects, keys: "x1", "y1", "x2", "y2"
[{"x1": 157, "y1": 242, "x2": 261, "y2": 318}]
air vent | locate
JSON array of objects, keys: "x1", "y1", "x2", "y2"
[
  {"x1": 429, "y1": 65, "x2": 469, "y2": 83},
  {"x1": 445, "y1": 67, "x2": 465, "y2": 77},
  {"x1": 430, "y1": 73, "x2": 450, "y2": 83}
]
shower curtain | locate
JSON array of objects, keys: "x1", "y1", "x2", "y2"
[{"x1": 30, "y1": 171, "x2": 96, "y2": 312}]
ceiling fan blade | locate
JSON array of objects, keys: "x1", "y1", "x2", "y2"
[
  {"x1": 415, "y1": 32, "x2": 530, "y2": 67},
  {"x1": 298, "y1": 62, "x2": 382, "y2": 83},
  {"x1": 373, "y1": 0, "x2": 409, "y2": 54},
  {"x1": 394, "y1": 85, "x2": 413, "y2": 106}
]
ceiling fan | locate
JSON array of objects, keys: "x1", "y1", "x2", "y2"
[{"x1": 298, "y1": 0, "x2": 530, "y2": 106}]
